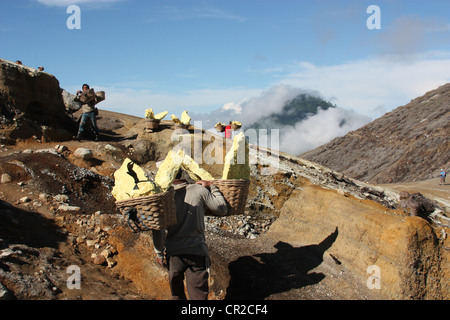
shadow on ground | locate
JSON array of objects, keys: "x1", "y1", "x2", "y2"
[{"x1": 225, "y1": 228, "x2": 338, "y2": 300}]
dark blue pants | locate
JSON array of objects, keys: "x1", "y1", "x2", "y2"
[{"x1": 77, "y1": 111, "x2": 98, "y2": 138}]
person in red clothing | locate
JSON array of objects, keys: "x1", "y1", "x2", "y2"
[{"x1": 225, "y1": 121, "x2": 232, "y2": 139}]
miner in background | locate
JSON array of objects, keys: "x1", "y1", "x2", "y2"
[{"x1": 74, "y1": 83, "x2": 100, "y2": 141}]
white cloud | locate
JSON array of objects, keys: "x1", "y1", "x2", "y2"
[
  {"x1": 279, "y1": 108, "x2": 370, "y2": 155},
  {"x1": 188, "y1": 85, "x2": 371, "y2": 156},
  {"x1": 275, "y1": 52, "x2": 450, "y2": 118}
]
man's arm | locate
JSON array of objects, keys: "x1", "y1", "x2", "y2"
[
  {"x1": 197, "y1": 181, "x2": 228, "y2": 216},
  {"x1": 73, "y1": 91, "x2": 81, "y2": 103}
]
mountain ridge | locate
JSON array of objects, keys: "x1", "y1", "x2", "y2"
[{"x1": 301, "y1": 83, "x2": 450, "y2": 184}]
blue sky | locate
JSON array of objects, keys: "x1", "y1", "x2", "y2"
[{"x1": 1, "y1": 0, "x2": 450, "y2": 153}]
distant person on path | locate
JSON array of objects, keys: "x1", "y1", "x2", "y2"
[
  {"x1": 440, "y1": 169, "x2": 446, "y2": 185},
  {"x1": 74, "y1": 84, "x2": 99, "y2": 141},
  {"x1": 225, "y1": 121, "x2": 232, "y2": 139},
  {"x1": 152, "y1": 170, "x2": 228, "y2": 300}
]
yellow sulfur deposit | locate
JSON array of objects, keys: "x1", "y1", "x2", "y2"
[
  {"x1": 171, "y1": 114, "x2": 181, "y2": 124},
  {"x1": 222, "y1": 132, "x2": 250, "y2": 180},
  {"x1": 171, "y1": 111, "x2": 191, "y2": 126},
  {"x1": 180, "y1": 111, "x2": 191, "y2": 125},
  {"x1": 155, "y1": 149, "x2": 184, "y2": 191},
  {"x1": 154, "y1": 111, "x2": 168, "y2": 120},
  {"x1": 182, "y1": 152, "x2": 214, "y2": 181},
  {"x1": 112, "y1": 158, "x2": 161, "y2": 201},
  {"x1": 145, "y1": 108, "x2": 154, "y2": 119},
  {"x1": 112, "y1": 147, "x2": 215, "y2": 201},
  {"x1": 146, "y1": 108, "x2": 168, "y2": 120},
  {"x1": 155, "y1": 148, "x2": 215, "y2": 191}
]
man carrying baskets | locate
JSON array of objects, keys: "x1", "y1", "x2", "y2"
[{"x1": 153, "y1": 169, "x2": 228, "y2": 300}]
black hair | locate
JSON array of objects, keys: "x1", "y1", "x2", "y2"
[
  {"x1": 82, "y1": 84, "x2": 90, "y2": 89},
  {"x1": 175, "y1": 168, "x2": 183, "y2": 179}
]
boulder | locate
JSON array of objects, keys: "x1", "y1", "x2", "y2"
[
  {"x1": 399, "y1": 191, "x2": 436, "y2": 219},
  {"x1": 74, "y1": 148, "x2": 93, "y2": 161},
  {"x1": 61, "y1": 89, "x2": 81, "y2": 114},
  {"x1": 0, "y1": 58, "x2": 76, "y2": 143}
]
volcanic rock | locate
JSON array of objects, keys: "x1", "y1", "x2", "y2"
[{"x1": 0, "y1": 58, "x2": 76, "y2": 143}]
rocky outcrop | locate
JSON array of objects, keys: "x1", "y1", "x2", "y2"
[
  {"x1": 301, "y1": 83, "x2": 450, "y2": 184},
  {"x1": 0, "y1": 59, "x2": 76, "y2": 144}
]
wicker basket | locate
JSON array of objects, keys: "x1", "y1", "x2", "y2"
[
  {"x1": 115, "y1": 187, "x2": 176, "y2": 231},
  {"x1": 231, "y1": 122, "x2": 242, "y2": 130},
  {"x1": 145, "y1": 119, "x2": 161, "y2": 131},
  {"x1": 215, "y1": 124, "x2": 225, "y2": 133},
  {"x1": 211, "y1": 179, "x2": 250, "y2": 216},
  {"x1": 95, "y1": 91, "x2": 105, "y2": 103}
]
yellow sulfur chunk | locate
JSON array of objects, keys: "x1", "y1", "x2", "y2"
[
  {"x1": 182, "y1": 153, "x2": 214, "y2": 181},
  {"x1": 155, "y1": 148, "x2": 214, "y2": 191},
  {"x1": 222, "y1": 132, "x2": 250, "y2": 180},
  {"x1": 171, "y1": 114, "x2": 181, "y2": 124},
  {"x1": 180, "y1": 111, "x2": 191, "y2": 125},
  {"x1": 155, "y1": 149, "x2": 184, "y2": 191},
  {"x1": 145, "y1": 108, "x2": 154, "y2": 119},
  {"x1": 154, "y1": 111, "x2": 168, "y2": 120},
  {"x1": 112, "y1": 159, "x2": 161, "y2": 201}
]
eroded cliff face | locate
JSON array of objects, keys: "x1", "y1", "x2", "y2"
[{"x1": 0, "y1": 59, "x2": 76, "y2": 144}]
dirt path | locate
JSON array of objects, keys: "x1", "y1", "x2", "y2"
[{"x1": 378, "y1": 178, "x2": 450, "y2": 209}]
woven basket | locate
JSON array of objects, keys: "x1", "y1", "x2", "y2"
[
  {"x1": 215, "y1": 124, "x2": 225, "y2": 133},
  {"x1": 211, "y1": 179, "x2": 250, "y2": 216},
  {"x1": 95, "y1": 91, "x2": 105, "y2": 103},
  {"x1": 116, "y1": 188, "x2": 176, "y2": 231},
  {"x1": 231, "y1": 123, "x2": 242, "y2": 130},
  {"x1": 145, "y1": 119, "x2": 161, "y2": 131}
]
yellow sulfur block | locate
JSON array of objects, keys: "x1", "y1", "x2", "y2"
[
  {"x1": 154, "y1": 111, "x2": 168, "y2": 120},
  {"x1": 182, "y1": 153, "x2": 214, "y2": 181},
  {"x1": 180, "y1": 111, "x2": 191, "y2": 125},
  {"x1": 112, "y1": 158, "x2": 161, "y2": 201},
  {"x1": 222, "y1": 132, "x2": 250, "y2": 180},
  {"x1": 171, "y1": 114, "x2": 181, "y2": 124},
  {"x1": 155, "y1": 149, "x2": 184, "y2": 191},
  {"x1": 145, "y1": 108, "x2": 154, "y2": 119}
]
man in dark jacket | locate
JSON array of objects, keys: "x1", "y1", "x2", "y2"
[
  {"x1": 153, "y1": 171, "x2": 228, "y2": 300},
  {"x1": 74, "y1": 83, "x2": 99, "y2": 141}
]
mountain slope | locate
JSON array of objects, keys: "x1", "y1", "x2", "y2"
[{"x1": 301, "y1": 83, "x2": 450, "y2": 184}]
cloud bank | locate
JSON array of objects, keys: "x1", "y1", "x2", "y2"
[{"x1": 191, "y1": 85, "x2": 371, "y2": 156}]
